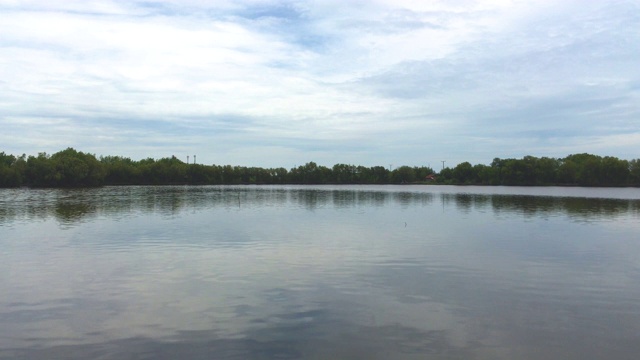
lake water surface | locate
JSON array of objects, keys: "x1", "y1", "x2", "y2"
[{"x1": 1, "y1": 185, "x2": 640, "y2": 359}]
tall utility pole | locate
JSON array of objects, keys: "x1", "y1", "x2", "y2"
[
  {"x1": 194, "y1": 155, "x2": 196, "y2": 164},
  {"x1": 441, "y1": 160, "x2": 446, "y2": 170}
]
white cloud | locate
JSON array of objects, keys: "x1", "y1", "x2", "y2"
[{"x1": 1, "y1": 0, "x2": 639, "y2": 166}]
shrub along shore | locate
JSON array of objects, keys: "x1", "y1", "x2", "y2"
[{"x1": 0, "y1": 148, "x2": 639, "y2": 188}]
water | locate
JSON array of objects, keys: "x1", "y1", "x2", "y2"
[{"x1": 1, "y1": 185, "x2": 639, "y2": 359}]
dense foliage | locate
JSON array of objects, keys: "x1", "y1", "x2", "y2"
[
  {"x1": 0, "y1": 148, "x2": 638, "y2": 187},
  {"x1": 438, "y1": 154, "x2": 640, "y2": 186}
]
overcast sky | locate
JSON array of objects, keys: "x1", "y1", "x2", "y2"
[{"x1": 1, "y1": 0, "x2": 639, "y2": 168}]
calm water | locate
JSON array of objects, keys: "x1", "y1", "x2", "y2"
[{"x1": 1, "y1": 185, "x2": 640, "y2": 360}]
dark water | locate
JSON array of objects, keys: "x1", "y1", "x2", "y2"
[{"x1": 1, "y1": 185, "x2": 639, "y2": 360}]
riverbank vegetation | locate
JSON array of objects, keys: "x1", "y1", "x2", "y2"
[{"x1": 0, "y1": 148, "x2": 639, "y2": 187}]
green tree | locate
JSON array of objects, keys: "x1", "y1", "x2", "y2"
[
  {"x1": 452, "y1": 162, "x2": 474, "y2": 184},
  {"x1": 0, "y1": 152, "x2": 21, "y2": 187},
  {"x1": 413, "y1": 166, "x2": 436, "y2": 182},
  {"x1": 270, "y1": 167, "x2": 288, "y2": 184},
  {"x1": 3, "y1": 148, "x2": 638, "y2": 188},
  {"x1": 26, "y1": 152, "x2": 55, "y2": 187},
  {"x1": 368, "y1": 166, "x2": 389, "y2": 184},
  {"x1": 534, "y1": 157, "x2": 559, "y2": 185},
  {"x1": 291, "y1": 162, "x2": 330, "y2": 184},
  {"x1": 437, "y1": 167, "x2": 453, "y2": 184},
  {"x1": 101, "y1": 156, "x2": 141, "y2": 184},
  {"x1": 391, "y1": 166, "x2": 416, "y2": 183},
  {"x1": 629, "y1": 159, "x2": 640, "y2": 186},
  {"x1": 474, "y1": 164, "x2": 495, "y2": 185},
  {"x1": 600, "y1": 156, "x2": 629, "y2": 186},
  {"x1": 558, "y1": 159, "x2": 578, "y2": 185},
  {"x1": 48, "y1": 148, "x2": 105, "y2": 187},
  {"x1": 333, "y1": 164, "x2": 357, "y2": 184}
]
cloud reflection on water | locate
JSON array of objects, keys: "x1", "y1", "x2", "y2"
[{"x1": 1, "y1": 185, "x2": 640, "y2": 359}]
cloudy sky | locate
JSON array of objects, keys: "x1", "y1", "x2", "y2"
[{"x1": 1, "y1": 0, "x2": 639, "y2": 168}]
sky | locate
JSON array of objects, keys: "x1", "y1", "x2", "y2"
[{"x1": 1, "y1": 0, "x2": 639, "y2": 168}]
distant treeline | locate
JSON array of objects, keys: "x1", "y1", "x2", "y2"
[{"x1": 0, "y1": 148, "x2": 639, "y2": 188}]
